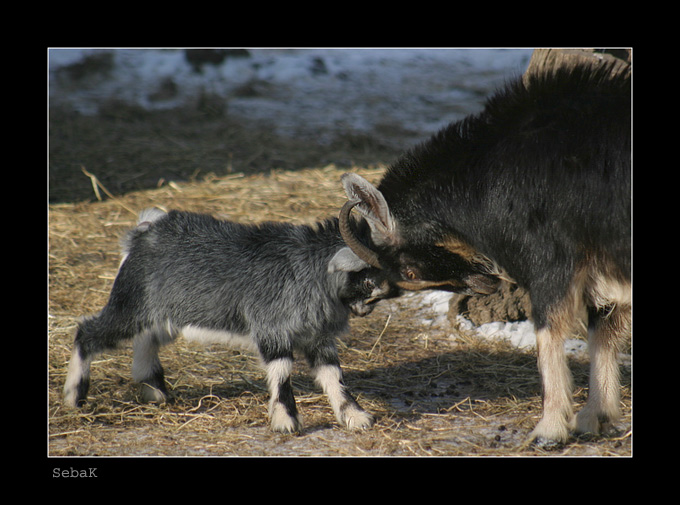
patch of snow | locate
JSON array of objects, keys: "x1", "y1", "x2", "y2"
[
  {"x1": 395, "y1": 291, "x2": 592, "y2": 359},
  {"x1": 459, "y1": 317, "x2": 538, "y2": 350},
  {"x1": 48, "y1": 47, "x2": 533, "y2": 144}
]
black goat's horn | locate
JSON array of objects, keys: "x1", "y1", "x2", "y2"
[{"x1": 339, "y1": 200, "x2": 383, "y2": 269}]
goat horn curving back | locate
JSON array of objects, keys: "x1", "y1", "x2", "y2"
[{"x1": 339, "y1": 200, "x2": 382, "y2": 269}]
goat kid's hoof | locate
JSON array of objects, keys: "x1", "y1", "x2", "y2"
[
  {"x1": 342, "y1": 409, "x2": 375, "y2": 431},
  {"x1": 139, "y1": 383, "x2": 171, "y2": 404},
  {"x1": 270, "y1": 419, "x2": 303, "y2": 435},
  {"x1": 269, "y1": 405, "x2": 303, "y2": 434},
  {"x1": 63, "y1": 393, "x2": 87, "y2": 409}
]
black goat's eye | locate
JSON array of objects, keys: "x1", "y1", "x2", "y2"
[
  {"x1": 364, "y1": 279, "x2": 376, "y2": 290},
  {"x1": 403, "y1": 267, "x2": 419, "y2": 280}
]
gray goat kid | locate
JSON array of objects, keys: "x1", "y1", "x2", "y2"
[{"x1": 63, "y1": 208, "x2": 399, "y2": 433}]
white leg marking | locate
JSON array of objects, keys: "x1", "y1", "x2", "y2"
[
  {"x1": 265, "y1": 358, "x2": 294, "y2": 391},
  {"x1": 265, "y1": 358, "x2": 302, "y2": 433},
  {"x1": 132, "y1": 328, "x2": 176, "y2": 403},
  {"x1": 314, "y1": 365, "x2": 374, "y2": 430},
  {"x1": 63, "y1": 348, "x2": 91, "y2": 408},
  {"x1": 132, "y1": 331, "x2": 161, "y2": 383},
  {"x1": 269, "y1": 401, "x2": 302, "y2": 434}
]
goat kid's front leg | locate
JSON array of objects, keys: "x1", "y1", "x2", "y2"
[
  {"x1": 264, "y1": 357, "x2": 303, "y2": 434},
  {"x1": 311, "y1": 356, "x2": 374, "y2": 430}
]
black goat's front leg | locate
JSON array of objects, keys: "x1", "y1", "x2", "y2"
[{"x1": 576, "y1": 303, "x2": 631, "y2": 436}]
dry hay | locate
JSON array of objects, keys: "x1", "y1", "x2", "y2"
[{"x1": 48, "y1": 165, "x2": 631, "y2": 458}]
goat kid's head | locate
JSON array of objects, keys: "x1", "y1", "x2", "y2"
[
  {"x1": 339, "y1": 173, "x2": 500, "y2": 296},
  {"x1": 345, "y1": 267, "x2": 401, "y2": 316},
  {"x1": 328, "y1": 246, "x2": 401, "y2": 316}
]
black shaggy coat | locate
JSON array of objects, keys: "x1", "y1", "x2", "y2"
[
  {"x1": 377, "y1": 64, "x2": 630, "y2": 327},
  {"x1": 341, "y1": 62, "x2": 631, "y2": 446}
]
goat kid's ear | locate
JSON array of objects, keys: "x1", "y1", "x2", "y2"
[
  {"x1": 328, "y1": 247, "x2": 370, "y2": 273},
  {"x1": 341, "y1": 173, "x2": 396, "y2": 245}
]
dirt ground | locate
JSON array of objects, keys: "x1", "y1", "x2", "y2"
[{"x1": 48, "y1": 102, "x2": 631, "y2": 460}]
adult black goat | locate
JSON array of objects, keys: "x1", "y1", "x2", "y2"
[{"x1": 340, "y1": 62, "x2": 631, "y2": 447}]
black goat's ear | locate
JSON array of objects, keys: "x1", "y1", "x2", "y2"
[
  {"x1": 341, "y1": 173, "x2": 397, "y2": 246},
  {"x1": 464, "y1": 273, "x2": 501, "y2": 295}
]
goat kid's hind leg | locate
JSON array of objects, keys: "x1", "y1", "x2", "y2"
[
  {"x1": 264, "y1": 357, "x2": 303, "y2": 434},
  {"x1": 63, "y1": 314, "x2": 123, "y2": 408},
  {"x1": 132, "y1": 326, "x2": 176, "y2": 404},
  {"x1": 63, "y1": 332, "x2": 93, "y2": 408}
]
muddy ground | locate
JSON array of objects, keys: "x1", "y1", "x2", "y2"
[{"x1": 48, "y1": 101, "x2": 631, "y2": 461}]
